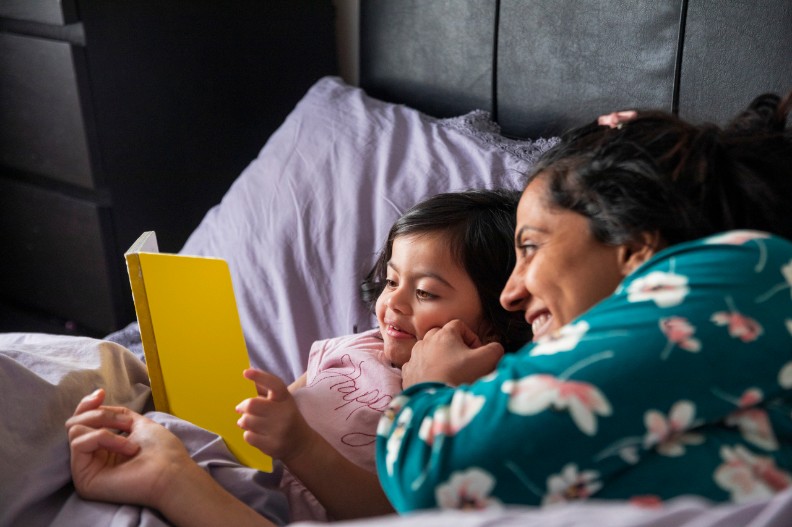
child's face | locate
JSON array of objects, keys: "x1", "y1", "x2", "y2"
[{"x1": 375, "y1": 232, "x2": 489, "y2": 368}]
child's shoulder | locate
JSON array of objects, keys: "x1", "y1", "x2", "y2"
[{"x1": 312, "y1": 328, "x2": 383, "y2": 354}]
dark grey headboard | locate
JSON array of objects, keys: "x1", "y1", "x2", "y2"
[{"x1": 359, "y1": 0, "x2": 792, "y2": 139}]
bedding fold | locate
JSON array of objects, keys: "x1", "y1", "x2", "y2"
[{"x1": 0, "y1": 333, "x2": 288, "y2": 527}]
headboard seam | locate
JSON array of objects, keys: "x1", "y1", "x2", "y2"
[
  {"x1": 672, "y1": 0, "x2": 690, "y2": 115},
  {"x1": 491, "y1": 0, "x2": 501, "y2": 123}
]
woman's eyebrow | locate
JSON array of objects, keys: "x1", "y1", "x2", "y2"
[{"x1": 515, "y1": 225, "x2": 547, "y2": 242}]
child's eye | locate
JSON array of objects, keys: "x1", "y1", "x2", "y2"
[
  {"x1": 416, "y1": 289, "x2": 437, "y2": 300},
  {"x1": 385, "y1": 279, "x2": 397, "y2": 289}
]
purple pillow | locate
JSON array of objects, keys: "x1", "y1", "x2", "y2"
[{"x1": 180, "y1": 76, "x2": 557, "y2": 381}]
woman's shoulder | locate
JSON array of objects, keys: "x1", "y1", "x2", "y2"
[
  {"x1": 693, "y1": 230, "x2": 791, "y2": 251},
  {"x1": 629, "y1": 230, "x2": 791, "y2": 280},
  {"x1": 668, "y1": 230, "x2": 790, "y2": 255}
]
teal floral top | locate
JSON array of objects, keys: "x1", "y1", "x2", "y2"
[{"x1": 376, "y1": 231, "x2": 792, "y2": 511}]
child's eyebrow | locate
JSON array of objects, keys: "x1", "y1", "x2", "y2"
[{"x1": 388, "y1": 261, "x2": 455, "y2": 290}]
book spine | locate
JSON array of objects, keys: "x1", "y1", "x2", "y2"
[{"x1": 125, "y1": 253, "x2": 170, "y2": 412}]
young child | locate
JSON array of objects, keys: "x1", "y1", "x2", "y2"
[{"x1": 234, "y1": 188, "x2": 530, "y2": 522}]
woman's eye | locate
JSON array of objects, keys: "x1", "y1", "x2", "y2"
[
  {"x1": 517, "y1": 242, "x2": 537, "y2": 258},
  {"x1": 385, "y1": 279, "x2": 397, "y2": 288}
]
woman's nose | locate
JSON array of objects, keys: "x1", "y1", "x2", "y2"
[{"x1": 500, "y1": 269, "x2": 527, "y2": 312}]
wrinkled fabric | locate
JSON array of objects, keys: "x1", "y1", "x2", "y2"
[
  {"x1": 0, "y1": 333, "x2": 288, "y2": 526},
  {"x1": 292, "y1": 487, "x2": 792, "y2": 527}
]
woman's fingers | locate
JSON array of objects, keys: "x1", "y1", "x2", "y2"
[
  {"x1": 404, "y1": 319, "x2": 505, "y2": 387},
  {"x1": 66, "y1": 405, "x2": 134, "y2": 433},
  {"x1": 69, "y1": 423, "x2": 140, "y2": 457},
  {"x1": 446, "y1": 319, "x2": 485, "y2": 348},
  {"x1": 72, "y1": 388, "x2": 105, "y2": 416}
]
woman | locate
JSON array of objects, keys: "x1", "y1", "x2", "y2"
[{"x1": 378, "y1": 92, "x2": 792, "y2": 511}]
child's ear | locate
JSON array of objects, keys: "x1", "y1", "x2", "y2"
[{"x1": 618, "y1": 231, "x2": 664, "y2": 276}]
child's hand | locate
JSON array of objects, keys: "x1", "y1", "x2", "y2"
[{"x1": 237, "y1": 369, "x2": 318, "y2": 463}]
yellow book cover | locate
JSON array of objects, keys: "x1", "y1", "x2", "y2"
[{"x1": 125, "y1": 231, "x2": 272, "y2": 472}]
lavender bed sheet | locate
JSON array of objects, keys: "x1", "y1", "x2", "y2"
[{"x1": 0, "y1": 332, "x2": 288, "y2": 527}]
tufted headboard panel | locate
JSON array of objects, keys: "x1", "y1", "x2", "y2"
[{"x1": 359, "y1": 0, "x2": 792, "y2": 138}]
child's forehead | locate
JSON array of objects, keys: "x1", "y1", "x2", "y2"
[
  {"x1": 389, "y1": 233, "x2": 463, "y2": 272},
  {"x1": 391, "y1": 230, "x2": 454, "y2": 253}
]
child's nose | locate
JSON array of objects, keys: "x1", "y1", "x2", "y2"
[{"x1": 386, "y1": 287, "x2": 411, "y2": 314}]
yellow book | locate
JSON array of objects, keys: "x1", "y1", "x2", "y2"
[{"x1": 125, "y1": 231, "x2": 272, "y2": 472}]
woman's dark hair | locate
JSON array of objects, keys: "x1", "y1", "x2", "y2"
[
  {"x1": 361, "y1": 189, "x2": 531, "y2": 352},
  {"x1": 527, "y1": 91, "x2": 792, "y2": 246}
]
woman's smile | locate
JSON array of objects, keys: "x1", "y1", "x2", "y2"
[{"x1": 527, "y1": 310, "x2": 553, "y2": 341}]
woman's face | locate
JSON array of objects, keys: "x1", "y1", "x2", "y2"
[
  {"x1": 375, "y1": 232, "x2": 489, "y2": 368},
  {"x1": 500, "y1": 175, "x2": 637, "y2": 341}
]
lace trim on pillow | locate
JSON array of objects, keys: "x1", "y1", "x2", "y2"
[{"x1": 438, "y1": 110, "x2": 560, "y2": 164}]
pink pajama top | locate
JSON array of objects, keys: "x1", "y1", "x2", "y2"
[{"x1": 283, "y1": 329, "x2": 401, "y2": 521}]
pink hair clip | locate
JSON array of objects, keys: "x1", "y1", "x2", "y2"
[{"x1": 597, "y1": 110, "x2": 638, "y2": 129}]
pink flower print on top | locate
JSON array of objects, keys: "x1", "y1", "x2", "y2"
[
  {"x1": 714, "y1": 445, "x2": 792, "y2": 503},
  {"x1": 705, "y1": 231, "x2": 771, "y2": 272},
  {"x1": 724, "y1": 388, "x2": 779, "y2": 451},
  {"x1": 418, "y1": 391, "x2": 485, "y2": 445},
  {"x1": 542, "y1": 463, "x2": 602, "y2": 506},
  {"x1": 659, "y1": 316, "x2": 701, "y2": 360},
  {"x1": 711, "y1": 311, "x2": 764, "y2": 343},
  {"x1": 726, "y1": 408, "x2": 779, "y2": 451},
  {"x1": 502, "y1": 374, "x2": 612, "y2": 436},
  {"x1": 627, "y1": 271, "x2": 689, "y2": 308},
  {"x1": 737, "y1": 388, "x2": 763, "y2": 408},
  {"x1": 705, "y1": 231, "x2": 770, "y2": 245},
  {"x1": 643, "y1": 400, "x2": 705, "y2": 456},
  {"x1": 435, "y1": 468, "x2": 501, "y2": 510}
]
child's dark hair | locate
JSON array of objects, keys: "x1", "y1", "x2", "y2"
[{"x1": 361, "y1": 188, "x2": 531, "y2": 352}]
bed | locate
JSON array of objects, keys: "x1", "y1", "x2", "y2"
[{"x1": 2, "y1": 1, "x2": 792, "y2": 525}]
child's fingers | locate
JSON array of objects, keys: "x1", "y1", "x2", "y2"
[
  {"x1": 243, "y1": 368, "x2": 289, "y2": 401},
  {"x1": 236, "y1": 411, "x2": 268, "y2": 433}
]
